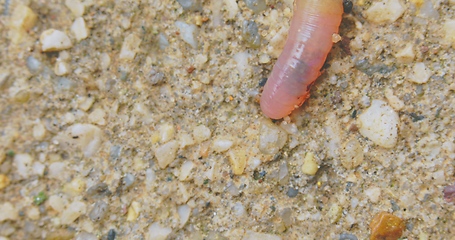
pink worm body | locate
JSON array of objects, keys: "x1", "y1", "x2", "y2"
[{"x1": 260, "y1": 0, "x2": 343, "y2": 119}]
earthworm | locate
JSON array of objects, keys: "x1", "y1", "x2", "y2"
[{"x1": 260, "y1": 0, "x2": 343, "y2": 119}]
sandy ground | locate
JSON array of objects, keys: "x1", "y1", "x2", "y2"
[{"x1": 0, "y1": 0, "x2": 455, "y2": 239}]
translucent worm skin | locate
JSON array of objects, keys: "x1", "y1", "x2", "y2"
[{"x1": 260, "y1": 0, "x2": 343, "y2": 119}]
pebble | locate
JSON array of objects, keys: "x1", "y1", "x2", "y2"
[
  {"x1": 61, "y1": 201, "x2": 87, "y2": 225},
  {"x1": 394, "y1": 44, "x2": 415, "y2": 63},
  {"x1": 119, "y1": 33, "x2": 141, "y2": 60},
  {"x1": 242, "y1": 231, "x2": 281, "y2": 240},
  {"x1": 89, "y1": 200, "x2": 108, "y2": 222},
  {"x1": 193, "y1": 125, "x2": 211, "y2": 143},
  {"x1": 88, "y1": 108, "x2": 107, "y2": 126},
  {"x1": 328, "y1": 204, "x2": 343, "y2": 224},
  {"x1": 107, "y1": 229, "x2": 116, "y2": 240},
  {"x1": 212, "y1": 138, "x2": 234, "y2": 153},
  {"x1": 179, "y1": 161, "x2": 194, "y2": 181},
  {"x1": 26, "y1": 56, "x2": 42, "y2": 74},
  {"x1": 224, "y1": 0, "x2": 239, "y2": 19},
  {"x1": 340, "y1": 138, "x2": 364, "y2": 169},
  {"x1": 286, "y1": 187, "x2": 298, "y2": 198},
  {"x1": 365, "y1": 187, "x2": 381, "y2": 203},
  {"x1": 75, "y1": 232, "x2": 97, "y2": 240},
  {"x1": 126, "y1": 201, "x2": 140, "y2": 222},
  {"x1": 301, "y1": 152, "x2": 318, "y2": 176},
  {"x1": 370, "y1": 212, "x2": 405, "y2": 240},
  {"x1": 68, "y1": 123, "x2": 103, "y2": 157},
  {"x1": 48, "y1": 162, "x2": 67, "y2": 180},
  {"x1": 443, "y1": 183, "x2": 455, "y2": 203},
  {"x1": 408, "y1": 62, "x2": 432, "y2": 84},
  {"x1": 71, "y1": 17, "x2": 89, "y2": 41},
  {"x1": 40, "y1": 29, "x2": 73, "y2": 52},
  {"x1": 339, "y1": 233, "x2": 358, "y2": 240},
  {"x1": 357, "y1": 100, "x2": 399, "y2": 148},
  {"x1": 228, "y1": 147, "x2": 247, "y2": 175},
  {"x1": 48, "y1": 195, "x2": 65, "y2": 212},
  {"x1": 10, "y1": 5, "x2": 37, "y2": 31},
  {"x1": 258, "y1": 119, "x2": 287, "y2": 155},
  {"x1": 244, "y1": 0, "x2": 267, "y2": 13},
  {"x1": 177, "y1": 204, "x2": 191, "y2": 227},
  {"x1": 365, "y1": 0, "x2": 405, "y2": 24},
  {"x1": 65, "y1": 0, "x2": 85, "y2": 17},
  {"x1": 175, "y1": 21, "x2": 198, "y2": 48},
  {"x1": 242, "y1": 20, "x2": 261, "y2": 48},
  {"x1": 147, "y1": 222, "x2": 172, "y2": 240},
  {"x1": 159, "y1": 123, "x2": 175, "y2": 143},
  {"x1": 0, "y1": 174, "x2": 10, "y2": 190},
  {"x1": 13, "y1": 153, "x2": 33, "y2": 178},
  {"x1": 86, "y1": 182, "x2": 111, "y2": 199},
  {"x1": 176, "y1": 0, "x2": 202, "y2": 11},
  {"x1": 155, "y1": 140, "x2": 179, "y2": 169},
  {"x1": 0, "y1": 202, "x2": 18, "y2": 222},
  {"x1": 444, "y1": 20, "x2": 455, "y2": 47}
]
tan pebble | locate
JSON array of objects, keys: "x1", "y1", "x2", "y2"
[
  {"x1": 228, "y1": 147, "x2": 247, "y2": 175},
  {"x1": 10, "y1": 5, "x2": 38, "y2": 30},
  {"x1": 126, "y1": 201, "x2": 141, "y2": 222},
  {"x1": 0, "y1": 174, "x2": 10, "y2": 190},
  {"x1": 301, "y1": 152, "x2": 318, "y2": 175}
]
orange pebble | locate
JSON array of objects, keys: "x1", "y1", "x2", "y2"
[{"x1": 370, "y1": 211, "x2": 405, "y2": 240}]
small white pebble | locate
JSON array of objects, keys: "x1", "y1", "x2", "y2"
[
  {"x1": 177, "y1": 204, "x2": 191, "y2": 228},
  {"x1": 0, "y1": 202, "x2": 19, "y2": 222},
  {"x1": 40, "y1": 29, "x2": 73, "y2": 52},
  {"x1": 32, "y1": 162, "x2": 45, "y2": 176},
  {"x1": 147, "y1": 222, "x2": 172, "y2": 240},
  {"x1": 365, "y1": 187, "x2": 381, "y2": 203},
  {"x1": 365, "y1": 0, "x2": 405, "y2": 24},
  {"x1": 13, "y1": 153, "x2": 33, "y2": 178},
  {"x1": 357, "y1": 100, "x2": 399, "y2": 148},
  {"x1": 88, "y1": 108, "x2": 106, "y2": 126},
  {"x1": 48, "y1": 162, "x2": 67, "y2": 180},
  {"x1": 100, "y1": 53, "x2": 111, "y2": 70},
  {"x1": 119, "y1": 34, "x2": 142, "y2": 60},
  {"x1": 155, "y1": 140, "x2": 179, "y2": 169},
  {"x1": 54, "y1": 60, "x2": 71, "y2": 76},
  {"x1": 432, "y1": 170, "x2": 445, "y2": 185},
  {"x1": 68, "y1": 123, "x2": 103, "y2": 157},
  {"x1": 33, "y1": 121, "x2": 46, "y2": 140},
  {"x1": 61, "y1": 201, "x2": 87, "y2": 225},
  {"x1": 408, "y1": 62, "x2": 432, "y2": 84},
  {"x1": 159, "y1": 123, "x2": 175, "y2": 143},
  {"x1": 179, "y1": 132, "x2": 195, "y2": 149},
  {"x1": 71, "y1": 17, "x2": 89, "y2": 41},
  {"x1": 258, "y1": 54, "x2": 271, "y2": 64},
  {"x1": 258, "y1": 119, "x2": 288, "y2": 155},
  {"x1": 212, "y1": 138, "x2": 234, "y2": 153},
  {"x1": 223, "y1": 0, "x2": 239, "y2": 19},
  {"x1": 243, "y1": 231, "x2": 281, "y2": 240},
  {"x1": 443, "y1": 20, "x2": 455, "y2": 47},
  {"x1": 193, "y1": 125, "x2": 211, "y2": 143},
  {"x1": 65, "y1": 0, "x2": 85, "y2": 17},
  {"x1": 175, "y1": 21, "x2": 198, "y2": 48},
  {"x1": 26, "y1": 206, "x2": 40, "y2": 220},
  {"x1": 394, "y1": 44, "x2": 415, "y2": 63},
  {"x1": 384, "y1": 88, "x2": 405, "y2": 111},
  {"x1": 179, "y1": 161, "x2": 194, "y2": 181},
  {"x1": 48, "y1": 195, "x2": 65, "y2": 213}
]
